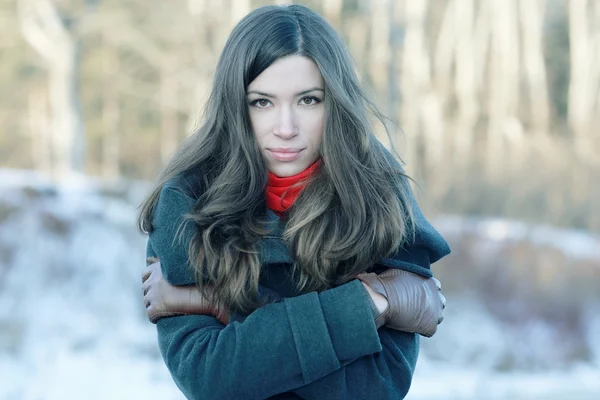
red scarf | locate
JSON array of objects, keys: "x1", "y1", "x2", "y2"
[{"x1": 265, "y1": 161, "x2": 321, "y2": 214}]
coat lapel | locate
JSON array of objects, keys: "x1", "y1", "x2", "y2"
[{"x1": 258, "y1": 209, "x2": 294, "y2": 266}]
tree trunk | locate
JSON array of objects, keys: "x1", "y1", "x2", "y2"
[
  {"x1": 187, "y1": 0, "x2": 206, "y2": 16},
  {"x1": 231, "y1": 0, "x2": 251, "y2": 24},
  {"x1": 345, "y1": 15, "x2": 369, "y2": 76},
  {"x1": 102, "y1": 43, "x2": 121, "y2": 180},
  {"x1": 28, "y1": 86, "x2": 52, "y2": 173},
  {"x1": 519, "y1": 0, "x2": 550, "y2": 136},
  {"x1": 400, "y1": 0, "x2": 432, "y2": 174},
  {"x1": 433, "y1": 0, "x2": 455, "y2": 99},
  {"x1": 52, "y1": 47, "x2": 85, "y2": 178},
  {"x1": 595, "y1": 1, "x2": 600, "y2": 155},
  {"x1": 568, "y1": 0, "x2": 595, "y2": 162},
  {"x1": 472, "y1": 0, "x2": 491, "y2": 88},
  {"x1": 486, "y1": 0, "x2": 519, "y2": 179},
  {"x1": 452, "y1": 0, "x2": 478, "y2": 171},
  {"x1": 386, "y1": 0, "x2": 402, "y2": 151},
  {"x1": 369, "y1": 0, "x2": 391, "y2": 115},
  {"x1": 19, "y1": 0, "x2": 86, "y2": 180},
  {"x1": 160, "y1": 57, "x2": 179, "y2": 164},
  {"x1": 323, "y1": 0, "x2": 343, "y2": 29}
]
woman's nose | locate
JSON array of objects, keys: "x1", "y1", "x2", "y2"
[{"x1": 274, "y1": 106, "x2": 298, "y2": 139}]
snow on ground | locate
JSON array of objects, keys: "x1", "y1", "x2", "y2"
[
  {"x1": 409, "y1": 360, "x2": 600, "y2": 399},
  {"x1": 0, "y1": 170, "x2": 181, "y2": 400},
  {"x1": 434, "y1": 214, "x2": 600, "y2": 261},
  {"x1": 0, "y1": 169, "x2": 599, "y2": 399}
]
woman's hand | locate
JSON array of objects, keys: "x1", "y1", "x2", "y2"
[
  {"x1": 142, "y1": 257, "x2": 229, "y2": 324},
  {"x1": 361, "y1": 281, "x2": 390, "y2": 316},
  {"x1": 357, "y1": 269, "x2": 446, "y2": 337}
]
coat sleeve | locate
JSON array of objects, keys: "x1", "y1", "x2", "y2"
[
  {"x1": 285, "y1": 176, "x2": 450, "y2": 400},
  {"x1": 147, "y1": 184, "x2": 395, "y2": 400},
  {"x1": 292, "y1": 328, "x2": 419, "y2": 400}
]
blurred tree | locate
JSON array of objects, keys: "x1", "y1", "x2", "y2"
[
  {"x1": 0, "y1": 0, "x2": 598, "y2": 231},
  {"x1": 487, "y1": 0, "x2": 520, "y2": 178},
  {"x1": 101, "y1": 32, "x2": 119, "y2": 179},
  {"x1": 568, "y1": 0, "x2": 600, "y2": 165},
  {"x1": 519, "y1": 0, "x2": 550, "y2": 136},
  {"x1": 19, "y1": 0, "x2": 87, "y2": 179}
]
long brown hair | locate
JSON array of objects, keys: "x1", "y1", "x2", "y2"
[{"x1": 138, "y1": 4, "x2": 414, "y2": 314}]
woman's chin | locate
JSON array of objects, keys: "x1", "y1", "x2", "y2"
[{"x1": 268, "y1": 163, "x2": 309, "y2": 177}]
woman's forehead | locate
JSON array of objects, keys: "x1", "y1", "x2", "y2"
[{"x1": 247, "y1": 55, "x2": 323, "y2": 96}]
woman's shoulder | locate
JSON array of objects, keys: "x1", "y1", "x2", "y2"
[
  {"x1": 163, "y1": 163, "x2": 208, "y2": 200},
  {"x1": 154, "y1": 163, "x2": 211, "y2": 226},
  {"x1": 150, "y1": 168, "x2": 206, "y2": 285}
]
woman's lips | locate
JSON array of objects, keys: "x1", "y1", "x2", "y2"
[{"x1": 267, "y1": 148, "x2": 303, "y2": 161}]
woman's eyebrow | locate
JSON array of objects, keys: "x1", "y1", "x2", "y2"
[
  {"x1": 246, "y1": 90, "x2": 274, "y2": 97},
  {"x1": 247, "y1": 87, "x2": 324, "y2": 97},
  {"x1": 296, "y1": 87, "x2": 324, "y2": 96}
]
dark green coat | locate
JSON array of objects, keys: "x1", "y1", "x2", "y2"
[{"x1": 147, "y1": 175, "x2": 450, "y2": 400}]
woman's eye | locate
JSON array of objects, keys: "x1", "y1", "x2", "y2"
[
  {"x1": 300, "y1": 96, "x2": 320, "y2": 106},
  {"x1": 251, "y1": 99, "x2": 271, "y2": 108}
]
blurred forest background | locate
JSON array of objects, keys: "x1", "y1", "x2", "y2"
[
  {"x1": 1, "y1": 0, "x2": 598, "y2": 231},
  {"x1": 1, "y1": 0, "x2": 600, "y2": 399}
]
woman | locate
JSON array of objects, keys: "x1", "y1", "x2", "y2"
[{"x1": 139, "y1": 4, "x2": 450, "y2": 400}]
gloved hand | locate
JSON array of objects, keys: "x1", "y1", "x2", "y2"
[
  {"x1": 357, "y1": 269, "x2": 446, "y2": 337},
  {"x1": 142, "y1": 257, "x2": 229, "y2": 324}
]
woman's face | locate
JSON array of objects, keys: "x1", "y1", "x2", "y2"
[{"x1": 247, "y1": 55, "x2": 325, "y2": 177}]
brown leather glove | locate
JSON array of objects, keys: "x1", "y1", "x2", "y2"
[
  {"x1": 357, "y1": 269, "x2": 446, "y2": 337},
  {"x1": 142, "y1": 257, "x2": 229, "y2": 324}
]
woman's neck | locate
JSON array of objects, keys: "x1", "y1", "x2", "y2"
[{"x1": 265, "y1": 161, "x2": 320, "y2": 214}]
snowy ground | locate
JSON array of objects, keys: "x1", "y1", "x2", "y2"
[{"x1": 0, "y1": 169, "x2": 598, "y2": 399}]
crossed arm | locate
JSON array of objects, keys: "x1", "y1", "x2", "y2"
[
  {"x1": 142, "y1": 259, "x2": 443, "y2": 335},
  {"x1": 152, "y1": 280, "x2": 420, "y2": 400},
  {"x1": 143, "y1": 184, "x2": 449, "y2": 399}
]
